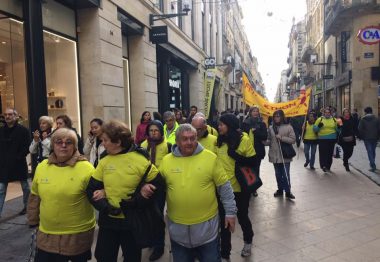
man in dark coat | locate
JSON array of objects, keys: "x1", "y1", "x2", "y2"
[{"x1": 0, "y1": 108, "x2": 31, "y2": 217}]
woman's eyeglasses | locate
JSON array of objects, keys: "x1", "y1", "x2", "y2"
[{"x1": 54, "y1": 139, "x2": 74, "y2": 146}]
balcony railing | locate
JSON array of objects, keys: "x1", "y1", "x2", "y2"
[{"x1": 325, "y1": 0, "x2": 380, "y2": 35}]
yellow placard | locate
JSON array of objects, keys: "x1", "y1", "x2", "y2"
[
  {"x1": 204, "y1": 69, "x2": 216, "y2": 118},
  {"x1": 242, "y1": 73, "x2": 311, "y2": 117}
]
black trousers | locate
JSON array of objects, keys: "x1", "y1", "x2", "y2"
[
  {"x1": 220, "y1": 191, "x2": 253, "y2": 258},
  {"x1": 318, "y1": 139, "x2": 336, "y2": 169},
  {"x1": 35, "y1": 249, "x2": 91, "y2": 262},
  {"x1": 341, "y1": 143, "x2": 354, "y2": 165},
  {"x1": 95, "y1": 226, "x2": 141, "y2": 262}
]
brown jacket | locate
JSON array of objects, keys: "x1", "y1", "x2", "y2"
[{"x1": 264, "y1": 124, "x2": 296, "y2": 163}]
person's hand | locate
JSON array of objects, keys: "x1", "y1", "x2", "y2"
[
  {"x1": 33, "y1": 130, "x2": 40, "y2": 142},
  {"x1": 88, "y1": 131, "x2": 95, "y2": 142},
  {"x1": 141, "y1": 184, "x2": 156, "y2": 199},
  {"x1": 318, "y1": 122, "x2": 324, "y2": 128},
  {"x1": 225, "y1": 216, "x2": 236, "y2": 233},
  {"x1": 275, "y1": 134, "x2": 282, "y2": 140},
  {"x1": 251, "y1": 128, "x2": 256, "y2": 132},
  {"x1": 92, "y1": 189, "x2": 106, "y2": 201},
  {"x1": 41, "y1": 132, "x2": 48, "y2": 140}
]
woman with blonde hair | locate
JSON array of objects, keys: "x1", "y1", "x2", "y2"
[
  {"x1": 27, "y1": 128, "x2": 96, "y2": 261},
  {"x1": 29, "y1": 116, "x2": 54, "y2": 162}
]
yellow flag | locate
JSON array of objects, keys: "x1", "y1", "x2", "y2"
[
  {"x1": 204, "y1": 69, "x2": 216, "y2": 118},
  {"x1": 242, "y1": 73, "x2": 311, "y2": 117}
]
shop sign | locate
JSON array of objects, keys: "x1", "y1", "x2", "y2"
[
  {"x1": 169, "y1": 79, "x2": 180, "y2": 89},
  {"x1": 150, "y1": 26, "x2": 168, "y2": 44},
  {"x1": 364, "y1": 52, "x2": 374, "y2": 58},
  {"x1": 341, "y1": 31, "x2": 348, "y2": 63},
  {"x1": 323, "y1": 74, "x2": 334, "y2": 80},
  {"x1": 357, "y1": 26, "x2": 380, "y2": 45},
  {"x1": 204, "y1": 57, "x2": 216, "y2": 69}
]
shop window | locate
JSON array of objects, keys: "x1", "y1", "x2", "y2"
[
  {"x1": 43, "y1": 31, "x2": 80, "y2": 133},
  {"x1": 0, "y1": 18, "x2": 28, "y2": 126},
  {"x1": 168, "y1": 65, "x2": 182, "y2": 109},
  {"x1": 0, "y1": 0, "x2": 23, "y2": 18}
]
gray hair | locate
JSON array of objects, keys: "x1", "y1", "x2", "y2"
[
  {"x1": 192, "y1": 116, "x2": 207, "y2": 125},
  {"x1": 39, "y1": 115, "x2": 54, "y2": 127},
  {"x1": 194, "y1": 112, "x2": 205, "y2": 118},
  {"x1": 175, "y1": 124, "x2": 197, "y2": 141},
  {"x1": 163, "y1": 111, "x2": 175, "y2": 121},
  {"x1": 51, "y1": 128, "x2": 78, "y2": 151}
]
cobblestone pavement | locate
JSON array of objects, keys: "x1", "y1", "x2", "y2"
[{"x1": 1, "y1": 143, "x2": 380, "y2": 262}]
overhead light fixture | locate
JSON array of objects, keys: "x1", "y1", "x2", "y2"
[
  {"x1": 1, "y1": 41, "x2": 6, "y2": 45},
  {"x1": 150, "y1": 0, "x2": 191, "y2": 26}
]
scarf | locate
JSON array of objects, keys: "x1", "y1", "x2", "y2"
[
  {"x1": 48, "y1": 150, "x2": 87, "y2": 167},
  {"x1": 146, "y1": 136, "x2": 164, "y2": 165}
]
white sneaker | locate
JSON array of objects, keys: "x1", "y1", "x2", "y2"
[{"x1": 241, "y1": 243, "x2": 252, "y2": 257}]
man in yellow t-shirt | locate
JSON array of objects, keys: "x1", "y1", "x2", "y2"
[
  {"x1": 143, "y1": 124, "x2": 236, "y2": 261},
  {"x1": 192, "y1": 115, "x2": 217, "y2": 153}
]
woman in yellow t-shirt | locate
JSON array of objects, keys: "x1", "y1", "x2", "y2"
[
  {"x1": 27, "y1": 128, "x2": 96, "y2": 261},
  {"x1": 302, "y1": 112, "x2": 318, "y2": 170}
]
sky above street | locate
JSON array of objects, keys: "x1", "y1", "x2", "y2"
[{"x1": 240, "y1": 0, "x2": 307, "y2": 102}]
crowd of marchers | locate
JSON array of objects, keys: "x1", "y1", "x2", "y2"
[{"x1": 0, "y1": 104, "x2": 379, "y2": 262}]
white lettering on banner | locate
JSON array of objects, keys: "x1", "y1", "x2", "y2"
[
  {"x1": 169, "y1": 79, "x2": 180, "y2": 88},
  {"x1": 204, "y1": 69, "x2": 216, "y2": 118},
  {"x1": 357, "y1": 26, "x2": 380, "y2": 45}
]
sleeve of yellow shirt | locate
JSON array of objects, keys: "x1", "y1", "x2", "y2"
[
  {"x1": 81, "y1": 162, "x2": 95, "y2": 191},
  {"x1": 237, "y1": 135, "x2": 255, "y2": 157},
  {"x1": 212, "y1": 158, "x2": 229, "y2": 186},
  {"x1": 145, "y1": 162, "x2": 159, "y2": 182},
  {"x1": 31, "y1": 168, "x2": 39, "y2": 195}
]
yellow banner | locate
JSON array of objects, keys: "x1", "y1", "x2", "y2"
[
  {"x1": 242, "y1": 73, "x2": 311, "y2": 117},
  {"x1": 204, "y1": 69, "x2": 216, "y2": 118}
]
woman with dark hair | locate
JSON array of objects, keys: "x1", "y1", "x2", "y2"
[
  {"x1": 313, "y1": 108, "x2": 338, "y2": 172},
  {"x1": 86, "y1": 120, "x2": 164, "y2": 262},
  {"x1": 135, "y1": 111, "x2": 151, "y2": 145},
  {"x1": 215, "y1": 113, "x2": 256, "y2": 260},
  {"x1": 241, "y1": 106, "x2": 267, "y2": 197},
  {"x1": 265, "y1": 110, "x2": 296, "y2": 199},
  {"x1": 153, "y1": 111, "x2": 163, "y2": 123},
  {"x1": 174, "y1": 109, "x2": 187, "y2": 124},
  {"x1": 337, "y1": 108, "x2": 356, "y2": 172},
  {"x1": 83, "y1": 118, "x2": 105, "y2": 167},
  {"x1": 55, "y1": 114, "x2": 84, "y2": 154},
  {"x1": 302, "y1": 112, "x2": 318, "y2": 170}
]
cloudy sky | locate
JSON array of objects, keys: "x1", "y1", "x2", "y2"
[{"x1": 240, "y1": 0, "x2": 307, "y2": 101}]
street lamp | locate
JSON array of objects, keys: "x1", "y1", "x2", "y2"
[{"x1": 150, "y1": 0, "x2": 191, "y2": 26}]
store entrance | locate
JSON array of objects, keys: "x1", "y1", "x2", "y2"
[{"x1": 0, "y1": 16, "x2": 28, "y2": 126}]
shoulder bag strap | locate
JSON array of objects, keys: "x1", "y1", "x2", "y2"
[{"x1": 133, "y1": 164, "x2": 152, "y2": 197}]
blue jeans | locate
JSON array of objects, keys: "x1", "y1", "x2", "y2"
[
  {"x1": 171, "y1": 237, "x2": 221, "y2": 262},
  {"x1": 0, "y1": 180, "x2": 30, "y2": 216},
  {"x1": 273, "y1": 163, "x2": 291, "y2": 193},
  {"x1": 304, "y1": 143, "x2": 317, "y2": 167},
  {"x1": 364, "y1": 140, "x2": 377, "y2": 169}
]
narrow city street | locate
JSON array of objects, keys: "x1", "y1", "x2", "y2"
[{"x1": 0, "y1": 142, "x2": 380, "y2": 262}]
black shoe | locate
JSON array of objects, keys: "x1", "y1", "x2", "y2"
[
  {"x1": 304, "y1": 161, "x2": 309, "y2": 167},
  {"x1": 310, "y1": 166, "x2": 315, "y2": 170},
  {"x1": 286, "y1": 192, "x2": 295, "y2": 199},
  {"x1": 274, "y1": 190, "x2": 283, "y2": 197},
  {"x1": 18, "y1": 207, "x2": 26, "y2": 216},
  {"x1": 252, "y1": 191, "x2": 258, "y2": 197},
  {"x1": 149, "y1": 247, "x2": 164, "y2": 261},
  {"x1": 344, "y1": 163, "x2": 350, "y2": 172},
  {"x1": 322, "y1": 167, "x2": 327, "y2": 172}
]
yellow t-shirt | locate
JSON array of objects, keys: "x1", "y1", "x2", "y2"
[
  {"x1": 92, "y1": 151, "x2": 159, "y2": 218},
  {"x1": 164, "y1": 122, "x2": 179, "y2": 145},
  {"x1": 31, "y1": 160, "x2": 96, "y2": 235},
  {"x1": 198, "y1": 134, "x2": 217, "y2": 153},
  {"x1": 141, "y1": 139, "x2": 171, "y2": 168},
  {"x1": 304, "y1": 122, "x2": 318, "y2": 140},
  {"x1": 215, "y1": 133, "x2": 256, "y2": 192},
  {"x1": 207, "y1": 125, "x2": 218, "y2": 137},
  {"x1": 159, "y1": 149, "x2": 228, "y2": 225}
]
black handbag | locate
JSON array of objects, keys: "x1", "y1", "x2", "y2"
[
  {"x1": 280, "y1": 142, "x2": 296, "y2": 159},
  {"x1": 119, "y1": 165, "x2": 165, "y2": 248},
  {"x1": 235, "y1": 163, "x2": 263, "y2": 193}
]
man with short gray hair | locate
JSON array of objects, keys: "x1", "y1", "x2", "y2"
[
  {"x1": 192, "y1": 116, "x2": 217, "y2": 153},
  {"x1": 145, "y1": 123, "x2": 236, "y2": 261},
  {"x1": 163, "y1": 111, "x2": 179, "y2": 145},
  {"x1": 0, "y1": 108, "x2": 31, "y2": 217}
]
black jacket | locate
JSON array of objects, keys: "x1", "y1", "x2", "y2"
[
  {"x1": 338, "y1": 117, "x2": 356, "y2": 146},
  {"x1": 358, "y1": 114, "x2": 380, "y2": 140},
  {"x1": 241, "y1": 117, "x2": 268, "y2": 160},
  {"x1": 0, "y1": 123, "x2": 31, "y2": 182}
]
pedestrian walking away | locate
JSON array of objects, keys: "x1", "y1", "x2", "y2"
[
  {"x1": 216, "y1": 113, "x2": 256, "y2": 260},
  {"x1": 337, "y1": 108, "x2": 356, "y2": 172},
  {"x1": 0, "y1": 108, "x2": 31, "y2": 217},
  {"x1": 147, "y1": 123, "x2": 236, "y2": 262},
  {"x1": 264, "y1": 110, "x2": 296, "y2": 200},
  {"x1": 313, "y1": 108, "x2": 338, "y2": 172},
  {"x1": 358, "y1": 106, "x2": 380, "y2": 172},
  {"x1": 27, "y1": 128, "x2": 96, "y2": 262},
  {"x1": 302, "y1": 112, "x2": 318, "y2": 170}
]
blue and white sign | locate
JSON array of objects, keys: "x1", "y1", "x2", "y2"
[{"x1": 357, "y1": 26, "x2": 380, "y2": 45}]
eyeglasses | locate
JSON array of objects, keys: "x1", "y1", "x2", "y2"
[{"x1": 54, "y1": 139, "x2": 74, "y2": 146}]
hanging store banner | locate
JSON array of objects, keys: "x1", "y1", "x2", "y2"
[
  {"x1": 242, "y1": 73, "x2": 312, "y2": 117},
  {"x1": 204, "y1": 69, "x2": 216, "y2": 118}
]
